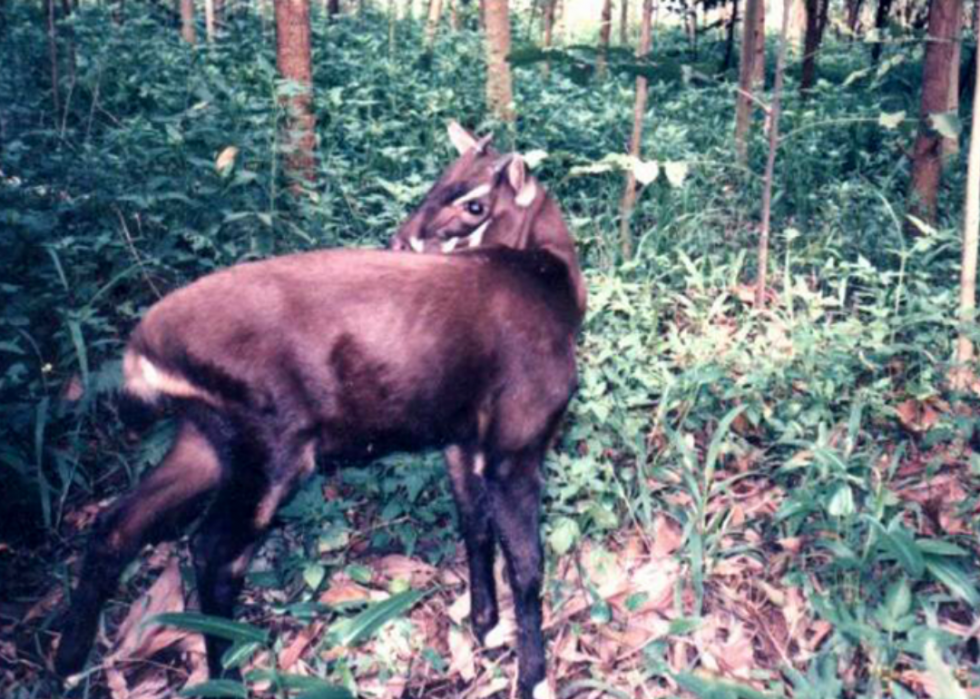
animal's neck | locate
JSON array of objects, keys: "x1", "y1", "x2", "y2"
[{"x1": 528, "y1": 194, "x2": 588, "y2": 320}]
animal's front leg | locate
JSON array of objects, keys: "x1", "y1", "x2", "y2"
[{"x1": 487, "y1": 454, "x2": 547, "y2": 699}]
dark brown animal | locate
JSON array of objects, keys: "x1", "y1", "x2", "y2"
[{"x1": 55, "y1": 123, "x2": 586, "y2": 699}]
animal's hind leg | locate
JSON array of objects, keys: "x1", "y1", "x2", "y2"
[
  {"x1": 191, "y1": 438, "x2": 315, "y2": 678},
  {"x1": 55, "y1": 419, "x2": 224, "y2": 677},
  {"x1": 444, "y1": 445, "x2": 498, "y2": 641}
]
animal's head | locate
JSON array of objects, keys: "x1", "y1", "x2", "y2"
[{"x1": 390, "y1": 122, "x2": 547, "y2": 254}]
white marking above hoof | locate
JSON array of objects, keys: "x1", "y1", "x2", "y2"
[
  {"x1": 533, "y1": 681, "x2": 555, "y2": 699},
  {"x1": 484, "y1": 616, "x2": 516, "y2": 648}
]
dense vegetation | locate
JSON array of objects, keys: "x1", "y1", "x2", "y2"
[{"x1": 3, "y1": 2, "x2": 980, "y2": 698}]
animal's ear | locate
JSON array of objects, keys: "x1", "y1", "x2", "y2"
[
  {"x1": 507, "y1": 154, "x2": 538, "y2": 208},
  {"x1": 448, "y1": 121, "x2": 492, "y2": 155}
]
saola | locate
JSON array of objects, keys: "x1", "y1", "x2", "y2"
[{"x1": 55, "y1": 123, "x2": 586, "y2": 699}]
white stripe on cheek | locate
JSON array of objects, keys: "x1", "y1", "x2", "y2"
[
  {"x1": 441, "y1": 237, "x2": 459, "y2": 253},
  {"x1": 452, "y1": 184, "x2": 492, "y2": 206},
  {"x1": 467, "y1": 220, "x2": 490, "y2": 248},
  {"x1": 409, "y1": 237, "x2": 425, "y2": 253}
]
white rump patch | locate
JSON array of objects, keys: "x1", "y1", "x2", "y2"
[
  {"x1": 533, "y1": 681, "x2": 555, "y2": 699},
  {"x1": 123, "y1": 349, "x2": 213, "y2": 404},
  {"x1": 466, "y1": 220, "x2": 490, "y2": 248},
  {"x1": 441, "y1": 237, "x2": 459, "y2": 253},
  {"x1": 408, "y1": 236, "x2": 425, "y2": 253},
  {"x1": 452, "y1": 184, "x2": 491, "y2": 206}
]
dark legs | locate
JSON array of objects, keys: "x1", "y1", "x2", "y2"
[
  {"x1": 55, "y1": 420, "x2": 223, "y2": 676},
  {"x1": 444, "y1": 446, "x2": 498, "y2": 640},
  {"x1": 191, "y1": 440, "x2": 313, "y2": 677},
  {"x1": 446, "y1": 444, "x2": 548, "y2": 699},
  {"x1": 487, "y1": 454, "x2": 546, "y2": 699}
]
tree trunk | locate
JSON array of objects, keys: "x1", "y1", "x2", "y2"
[
  {"x1": 871, "y1": 0, "x2": 894, "y2": 64},
  {"x1": 479, "y1": 0, "x2": 486, "y2": 28},
  {"x1": 274, "y1": 0, "x2": 318, "y2": 185},
  {"x1": 180, "y1": 0, "x2": 196, "y2": 44},
  {"x1": 618, "y1": 0, "x2": 654, "y2": 259},
  {"x1": 846, "y1": 0, "x2": 864, "y2": 36},
  {"x1": 450, "y1": 0, "x2": 460, "y2": 30},
  {"x1": 46, "y1": 0, "x2": 60, "y2": 117},
  {"x1": 800, "y1": 0, "x2": 822, "y2": 92},
  {"x1": 734, "y1": 0, "x2": 762, "y2": 162},
  {"x1": 722, "y1": 0, "x2": 738, "y2": 71},
  {"x1": 620, "y1": 0, "x2": 629, "y2": 44},
  {"x1": 954, "y1": 0, "x2": 980, "y2": 367},
  {"x1": 752, "y1": 0, "x2": 765, "y2": 86},
  {"x1": 756, "y1": 0, "x2": 792, "y2": 306},
  {"x1": 205, "y1": 0, "x2": 215, "y2": 42},
  {"x1": 425, "y1": 0, "x2": 443, "y2": 48},
  {"x1": 328, "y1": 0, "x2": 340, "y2": 18},
  {"x1": 597, "y1": 0, "x2": 613, "y2": 76},
  {"x1": 484, "y1": 0, "x2": 514, "y2": 121},
  {"x1": 907, "y1": 0, "x2": 960, "y2": 229},
  {"x1": 542, "y1": 0, "x2": 556, "y2": 76},
  {"x1": 942, "y1": 0, "x2": 964, "y2": 158}
]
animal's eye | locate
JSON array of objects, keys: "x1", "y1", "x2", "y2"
[{"x1": 465, "y1": 201, "x2": 485, "y2": 216}]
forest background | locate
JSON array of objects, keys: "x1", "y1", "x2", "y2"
[{"x1": 4, "y1": 0, "x2": 980, "y2": 697}]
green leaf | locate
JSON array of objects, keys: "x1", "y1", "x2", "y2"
[
  {"x1": 878, "y1": 110, "x2": 906, "y2": 130},
  {"x1": 325, "y1": 588, "x2": 425, "y2": 648},
  {"x1": 303, "y1": 563, "x2": 326, "y2": 591},
  {"x1": 151, "y1": 613, "x2": 270, "y2": 645},
  {"x1": 925, "y1": 556, "x2": 980, "y2": 605},
  {"x1": 826, "y1": 482, "x2": 854, "y2": 517},
  {"x1": 663, "y1": 161, "x2": 689, "y2": 188},
  {"x1": 928, "y1": 111, "x2": 961, "y2": 139},
  {"x1": 923, "y1": 638, "x2": 969, "y2": 699},
  {"x1": 179, "y1": 680, "x2": 249, "y2": 698},
  {"x1": 548, "y1": 516, "x2": 580, "y2": 555},
  {"x1": 633, "y1": 159, "x2": 659, "y2": 186}
]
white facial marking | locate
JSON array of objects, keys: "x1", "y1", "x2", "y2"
[
  {"x1": 515, "y1": 181, "x2": 538, "y2": 208},
  {"x1": 452, "y1": 184, "x2": 492, "y2": 206},
  {"x1": 533, "y1": 681, "x2": 554, "y2": 699},
  {"x1": 467, "y1": 220, "x2": 490, "y2": 248},
  {"x1": 441, "y1": 237, "x2": 459, "y2": 253},
  {"x1": 408, "y1": 236, "x2": 425, "y2": 253}
]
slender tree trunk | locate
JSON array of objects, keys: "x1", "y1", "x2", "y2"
[
  {"x1": 619, "y1": 0, "x2": 654, "y2": 259},
  {"x1": 871, "y1": 0, "x2": 894, "y2": 64},
  {"x1": 274, "y1": 0, "x2": 318, "y2": 185},
  {"x1": 908, "y1": 0, "x2": 960, "y2": 229},
  {"x1": 756, "y1": 0, "x2": 791, "y2": 306},
  {"x1": 955, "y1": 0, "x2": 980, "y2": 367},
  {"x1": 484, "y1": 0, "x2": 514, "y2": 121},
  {"x1": 328, "y1": 0, "x2": 340, "y2": 19},
  {"x1": 752, "y1": 0, "x2": 765, "y2": 86},
  {"x1": 734, "y1": 0, "x2": 762, "y2": 162},
  {"x1": 800, "y1": 0, "x2": 822, "y2": 92},
  {"x1": 620, "y1": 0, "x2": 629, "y2": 43},
  {"x1": 450, "y1": 0, "x2": 460, "y2": 30},
  {"x1": 180, "y1": 0, "x2": 197, "y2": 44},
  {"x1": 943, "y1": 0, "x2": 964, "y2": 158},
  {"x1": 722, "y1": 0, "x2": 738, "y2": 71},
  {"x1": 205, "y1": 0, "x2": 215, "y2": 42},
  {"x1": 46, "y1": 0, "x2": 60, "y2": 117},
  {"x1": 846, "y1": 0, "x2": 864, "y2": 36},
  {"x1": 479, "y1": 0, "x2": 486, "y2": 28},
  {"x1": 542, "y1": 0, "x2": 556, "y2": 76},
  {"x1": 597, "y1": 0, "x2": 613, "y2": 76},
  {"x1": 425, "y1": 0, "x2": 443, "y2": 48}
]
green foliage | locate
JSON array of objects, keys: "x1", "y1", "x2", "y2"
[{"x1": 3, "y1": 1, "x2": 980, "y2": 697}]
